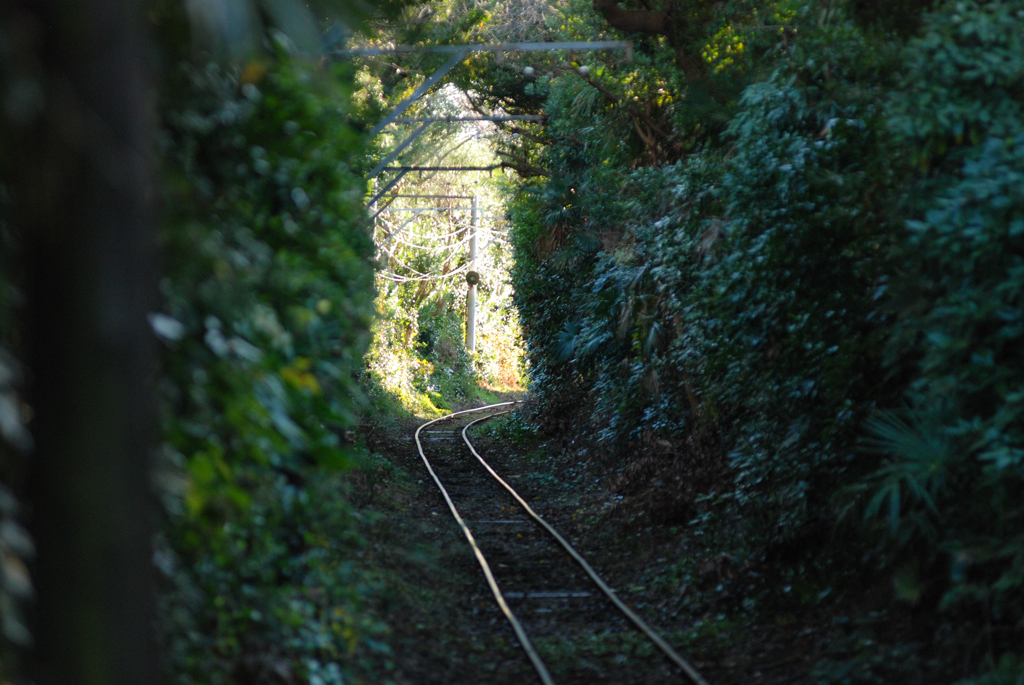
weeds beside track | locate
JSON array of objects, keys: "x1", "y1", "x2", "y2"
[{"x1": 414, "y1": 403, "x2": 708, "y2": 685}]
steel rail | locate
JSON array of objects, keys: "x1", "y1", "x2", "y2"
[
  {"x1": 413, "y1": 402, "x2": 554, "y2": 685},
  {"x1": 461, "y1": 413, "x2": 711, "y2": 685}
]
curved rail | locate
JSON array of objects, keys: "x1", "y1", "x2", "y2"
[
  {"x1": 416, "y1": 402, "x2": 710, "y2": 685},
  {"x1": 413, "y1": 402, "x2": 555, "y2": 685},
  {"x1": 462, "y1": 413, "x2": 709, "y2": 685}
]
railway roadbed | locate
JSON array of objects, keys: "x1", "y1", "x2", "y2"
[
  {"x1": 346, "y1": 405, "x2": 817, "y2": 685},
  {"x1": 346, "y1": 401, "x2": 965, "y2": 685}
]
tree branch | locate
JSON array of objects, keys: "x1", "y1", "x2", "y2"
[
  {"x1": 507, "y1": 126, "x2": 545, "y2": 143},
  {"x1": 499, "y1": 152, "x2": 549, "y2": 177}
]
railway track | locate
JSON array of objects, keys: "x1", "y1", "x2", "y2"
[{"x1": 414, "y1": 402, "x2": 709, "y2": 685}]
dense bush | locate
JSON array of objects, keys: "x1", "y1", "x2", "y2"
[
  {"x1": 499, "y1": 0, "x2": 1024, "y2": 675},
  {"x1": 152, "y1": 36, "x2": 379, "y2": 681},
  {"x1": 508, "y1": 5, "x2": 904, "y2": 537},
  {"x1": 858, "y1": 0, "x2": 1024, "y2": 621}
]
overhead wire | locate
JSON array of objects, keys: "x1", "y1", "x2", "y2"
[
  {"x1": 389, "y1": 231, "x2": 477, "y2": 252},
  {"x1": 379, "y1": 263, "x2": 472, "y2": 283},
  {"x1": 383, "y1": 243, "x2": 468, "y2": 273},
  {"x1": 371, "y1": 119, "x2": 499, "y2": 283},
  {"x1": 374, "y1": 211, "x2": 473, "y2": 245},
  {"x1": 380, "y1": 221, "x2": 472, "y2": 243}
]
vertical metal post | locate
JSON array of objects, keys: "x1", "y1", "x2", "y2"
[{"x1": 466, "y1": 194, "x2": 479, "y2": 352}]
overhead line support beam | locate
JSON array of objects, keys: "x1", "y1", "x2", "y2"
[
  {"x1": 336, "y1": 40, "x2": 632, "y2": 57},
  {"x1": 368, "y1": 168, "x2": 410, "y2": 207},
  {"x1": 367, "y1": 122, "x2": 429, "y2": 179},
  {"x1": 393, "y1": 115, "x2": 542, "y2": 123},
  {"x1": 360, "y1": 40, "x2": 630, "y2": 211},
  {"x1": 381, "y1": 166, "x2": 500, "y2": 172},
  {"x1": 369, "y1": 52, "x2": 464, "y2": 136}
]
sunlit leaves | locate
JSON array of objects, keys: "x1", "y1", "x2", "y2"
[{"x1": 154, "y1": 35, "x2": 381, "y2": 680}]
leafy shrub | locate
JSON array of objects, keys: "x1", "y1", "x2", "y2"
[
  {"x1": 361, "y1": 118, "x2": 525, "y2": 417},
  {"x1": 153, "y1": 40, "x2": 379, "y2": 681},
  {"x1": 508, "y1": 5, "x2": 903, "y2": 541},
  {"x1": 157, "y1": 470, "x2": 386, "y2": 684},
  {"x1": 857, "y1": 0, "x2": 1024, "y2": 623},
  {"x1": 678, "y1": 22, "x2": 903, "y2": 545}
]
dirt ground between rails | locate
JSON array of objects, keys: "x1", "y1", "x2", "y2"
[{"x1": 344, "y1": 398, "x2": 970, "y2": 685}]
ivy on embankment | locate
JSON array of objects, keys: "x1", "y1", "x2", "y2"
[
  {"x1": 492, "y1": 0, "x2": 1024, "y2": 679},
  {"x1": 509, "y1": 2, "x2": 903, "y2": 537},
  {"x1": 151, "y1": 31, "x2": 382, "y2": 683}
]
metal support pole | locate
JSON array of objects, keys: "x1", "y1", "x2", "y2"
[
  {"x1": 370, "y1": 52, "x2": 465, "y2": 136},
  {"x1": 368, "y1": 169, "x2": 410, "y2": 206},
  {"x1": 466, "y1": 194, "x2": 479, "y2": 352},
  {"x1": 367, "y1": 122, "x2": 429, "y2": 179}
]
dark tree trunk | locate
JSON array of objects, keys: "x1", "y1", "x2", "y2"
[
  {"x1": 593, "y1": 0, "x2": 668, "y2": 34},
  {"x1": 592, "y1": 0, "x2": 706, "y2": 82},
  {"x1": 1, "y1": 1, "x2": 159, "y2": 683}
]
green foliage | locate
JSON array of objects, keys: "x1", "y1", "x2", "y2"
[
  {"x1": 956, "y1": 653, "x2": 1024, "y2": 685},
  {"x1": 679, "y1": 21, "x2": 902, "y2": 539},
  {"x1": 852, "y1": 410, "x2": 950, "y2": 551},
  {"x1": 854, "y1": 0, "x2": 1024, "y2": 624},
  {"x1": 157, "y1": 47, "x2": 374, "y2": 505},
  {"x1": 478, "y1": 410, "x2": 538, "y2": 444},
  {"x1": 811, "y1": 636, "x2": 924, "y2": 685},
  {"x1": 158, "y1": 469, "x2": 386, "y2": 684},
  {"x1": 502, "y1": 0, "x2": 1023, "y2": 676},
  {"x1": 153, "y1": 35, "x2": 379, "y2": 680},
  {"x1": 508, "y1": 3, "x2": 903, "y2": 539}
]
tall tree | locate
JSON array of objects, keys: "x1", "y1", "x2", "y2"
[
  {"x1": 0, "y1": 1, "x2": 159, "y2": 683},
  {"x1": 592, "y1": 0, "x2": 706, "y2": 81}
]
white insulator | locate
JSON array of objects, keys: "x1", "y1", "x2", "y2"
[
  {"x1": 523, "y1": 66, "x2": 535, "y2": 77},
  {"x1": 578, "y1": 65, "x2": 590, "y2": 76}
]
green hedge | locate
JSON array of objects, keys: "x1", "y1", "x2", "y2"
[
  {"x1": 507, "y1": 0, "x2": 1024, "y2": 663},
  {"x1": 153, "y1": 43, "x2": 379, "y2": 683}
]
